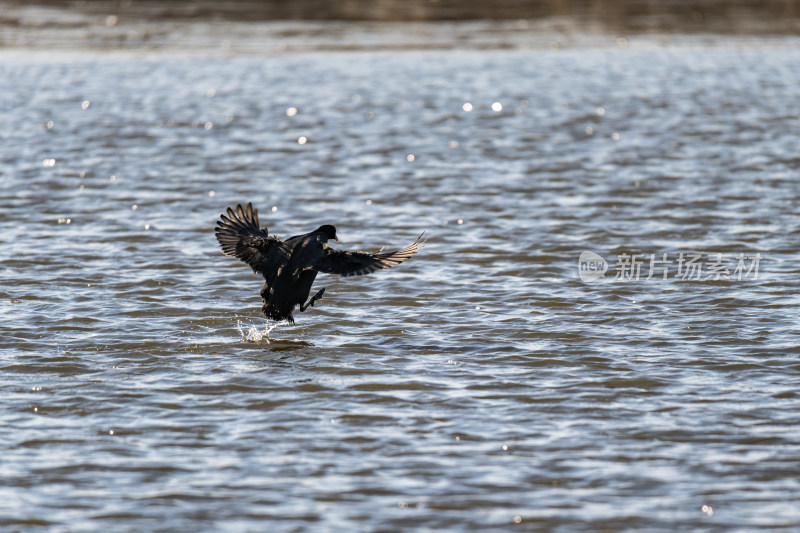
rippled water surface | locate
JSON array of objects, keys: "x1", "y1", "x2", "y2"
[{"x1": 3, "y1": 41, "x2": 800, "y2": 531}]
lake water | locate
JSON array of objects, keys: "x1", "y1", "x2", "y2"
[{"x1": 2, "y1": 35, "x2": 800, "y2": 531}]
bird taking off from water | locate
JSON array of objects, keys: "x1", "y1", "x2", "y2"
[{"x1": 215, "y1": 203, "x2": 425, "y2": 324}]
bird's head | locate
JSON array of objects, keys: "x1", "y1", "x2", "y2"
[{"x1": 317, "y1": 224, "x2": 338, "y2": 242}]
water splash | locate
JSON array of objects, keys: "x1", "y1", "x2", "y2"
[{"x1": 236, "y1": 320, "x2": 281, "y2": 342}]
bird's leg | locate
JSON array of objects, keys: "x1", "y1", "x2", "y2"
[{"x1": 300, "y1": 288, "x2": 325, "y2": 312}]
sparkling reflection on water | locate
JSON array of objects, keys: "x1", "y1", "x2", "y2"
[{"x1": 2, "y1": 42, "x2": 800, "y2": 531}]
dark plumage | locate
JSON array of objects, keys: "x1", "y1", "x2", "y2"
[{"x1": 215, "y1": 203, "x2": 425, "y2": 323}]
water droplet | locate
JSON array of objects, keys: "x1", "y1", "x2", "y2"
[
  {"x1": 42, "y1": 158, "x2": 56, "y2": 168},
  {"x1": 701, "y1": 505, "x2": 713, "y2": 516},
  {"x1": 596, "y1": 107, "x2": 606, "y2": 117},
  {"x1": 81, "y1": 100, "x2": 90, "y2": 110},
  {"x1": 448, "y1": 141, "x2": 459, "y2": 148},
  {"x1": 475, "y1": 306, "x2": 481, "y2": 310},
  {"x1": 406, "y1": 154, "x2": 415, "y2": 162},
  {"x1": 330, "y1": 418, "x2": 335, "y2": 423},
  {"x1": 131, "y1": 204, "x2": 137, "y2": 210},
  {"x1": 208, "y1": 191, "x2": 216, "y2": 197},
  {"x1": 204, "y1": 122, "x2": 213, "y2": 130},
  {"x1": 286, "y1": 107, "x2": 297, "y2": 117},
  {"x1": 206, "y1": 89, "x2": 216, "y2": 98},
  {"x1": 33, "y1": 407, "x2": 38, "y2": 412},
  {"x1": 144, "y1": 224, "x2": 150, "y2": 230},
  {"x1": 105, "y1": 15, "x2": 118, "y2": 26},
  {"x1": 365, "y1": 199, "x2": 372, "y2": 205},
  {"x1": 492, "y1": 102, "x2": 503, "y2": 112},
  {"x1": 502, "y1": 444, "x2": 508, "y2": 451},
  {"x1": 455, "y1": 436, "x2": 460, "y2": 441},
  {"x1": 462, "y1": 102, "x2": 473, "y2": 112},
  {"x1": 513, "y1": 515, "x2": 522, "y2": 524},
  {"x1": 109, "y1": 429, "x2": 114, "y2": 435},
  {"x1": 109, "y1": 175, "x2": 116, "y2": 181},
  {"x1": 617, "y1": 37, "x2": 628, "y2": 48},
  {"x1": 46, "y1": 120, "x2": 54, "y2": 129},
  {"x1": 612, "y1": 132, "x2": 621, "y2": 141},
  {"x1": 585, "y1": 126, "x2": 594, "y2": 135},
  {"x1": 271, "y1": 206, "x2": 277, "y2": 212},
  {"x1": 297, "y1": 136, "x2": 307, "y2": 145},
  {"x1": 457, "y1": 219, "x2": 463, "y2": 224}
]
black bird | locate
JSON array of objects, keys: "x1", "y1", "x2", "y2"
[{"x1": 215, "y1": 203, "x2": 424, "y2": 323}]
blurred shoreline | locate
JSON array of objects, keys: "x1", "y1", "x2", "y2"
[{"x1": 2, "y1": 0, "x2": 800, "y2": 54}]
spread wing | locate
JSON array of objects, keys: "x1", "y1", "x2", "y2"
[
  {"x1": 313, "y1": 234, "x2": 425, "y2": 278},
  {"x1": 215, "y1": 203, "x2": 288, "y2": 278}
]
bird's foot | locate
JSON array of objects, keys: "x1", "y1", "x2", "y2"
[{"x1": 300, "y1": 288, "x2": 325, "y2": 312}]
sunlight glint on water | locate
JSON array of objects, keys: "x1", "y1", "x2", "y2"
[{"x1": 1, "y1": 40, "x2": 800, "y2": 531}]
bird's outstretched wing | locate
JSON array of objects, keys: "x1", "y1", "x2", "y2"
[
  {"x1": 215, "y1": 203, "x2": 288, "y2": 277},
  {"x1": 313, "y1": 234, "x2": 425, "y2": 278}
]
